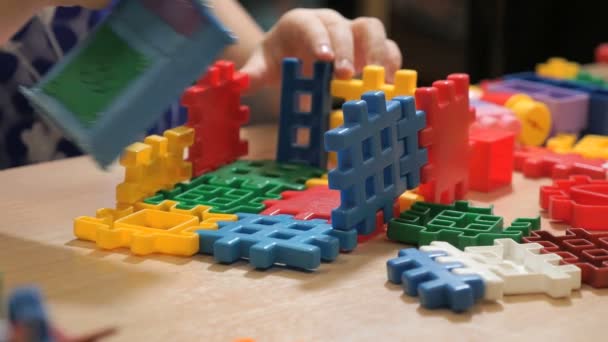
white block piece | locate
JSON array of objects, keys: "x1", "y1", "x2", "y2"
[{"x1": 420, "y1": 239, "x2": 581, "y2": 300}]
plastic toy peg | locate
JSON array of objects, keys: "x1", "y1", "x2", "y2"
[
  {"x1": 490, "y1": 79, "x2": 589, "y2": 136},
  {"x1": 596, "y1": 43, "x2": 608, "y2": 63},
  {"x1": 182, "y1": 60, "x2": 250, "y2": 177},
  {"x1": 387, "y1": 201, "x2": 540, "y2": 249},
  {"x1": 514, "y1": 146, "x2": 608, "y2": 180},
  {"x1": 116, "y1": 126, "x2": 193, "y2": 206},
  {"x1": 502, "y1": 94, "x2": 551, "y2": 146},
  {"x1": 540, "y1": 175, "x2": 608, "y2": 230},
  {"x1": 468, "y1": 127, "x2": 515, "y2": 192},
  {"x1": 422, "y1": 240, "x2": 581, "y2": 299},
  {"x1": 276, "y1": 58, "x2": 332, "y2": 168},
  {"x1": 398, "y1": 188, "x2": 424, "y2": 212},
  {"x1": 470, "y1": 99, "x2": 521, "y2": 136},
  {"x1": 198, "y1": 213, "x2": 357, "y2": 270},
  {"x1": 546, "y1": 134, "x2": 577, "y2": 154},
  {"x1": 325, "y1": 92, "x2": 427, "y2": 234},
  {"x1": 536, "y1": 57, "x2": 580, "y2": 79},
  {"x1": 523, "y1": 228, "x2": 608, "y2": 288},
  {"x1": 20, "y1": 1, "x2": 234, "y2": 167},
  {"x1": 262, "y1": 185, "x2": 339, "y2": 221},
  {"x1": 416, "y1": 74, "x2": 475, "y2": 204},
  {"x1": 305, "y1": 174, "x2": 328, "y2": 188},
  {"x1": 331, "y1": 65, "x2": 417, "y2": 101},
  {"x1": 386, "y1": 248, "x2": 485, "y2": 312}
]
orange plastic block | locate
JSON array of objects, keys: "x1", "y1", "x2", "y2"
[
  {"x1": 536, "y1": 57, "x2": 580, "y2": 79},
  {"x1": 305, "y1": 174, "x2": 328, "y2": 188},
  {"x1": 398, "y1": 189, "x2": 423, "y2": 212},
  {"x1": 116, "y1": 126, "x2": 193, "y2": 207}
]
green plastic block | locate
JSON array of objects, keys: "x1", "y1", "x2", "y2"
[
  {"x1": 575, "y1": 71, "x2": 608, "y2": 88},
  {"x1": 387, "y1": 201, "x2": 540, "y2": 249},
  {"x1": 202, "y1": 160, "x2": 325, "y2": 195},
  {"x1": 43, "y1": 25, "x2": 149, "y2": 127}
]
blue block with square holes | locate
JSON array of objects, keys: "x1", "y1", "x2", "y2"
[
  {"x1": 387, "y1": 248, "x2": 485, "y2": 312},
  {"x1": 197, "y1": 213, "x2": 357, "y2": 270},
  {"x1": 276, "y1": 58, "x2": 333, "y2": 168},
  {"x1": 324, "y1": 91, "x2": 427, "y2": 235}
]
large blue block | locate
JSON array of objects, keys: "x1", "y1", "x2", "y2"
[
  {"x1": 324, "y1": 91, "x2": 427, "y2": 235},
  {"x1": 197, "y1": 213, "x2": 357, "y2": 270},
  {"x1": 386, "y1": 248, "x2": 485, "y2": 312},
  {"x1": 505, "y1": 72, "x2": 608, "y2": 136},
  {"x1": 276, "y1": 58, "x2": 333, "y2": 168},
  {"x1": 8, "y1": 287, "x2": 52, "y2": 342}
]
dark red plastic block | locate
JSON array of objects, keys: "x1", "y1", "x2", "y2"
[
  {"x1": 596, "y1": 43, "x2": 608, "y2": 64},
  {"x1": 540, "y1": 175, "x2": 608, "y2": 230},
  {"x1": 468, "y1": 127, "x2": 515, "y2": 192},
  {"x1": 523, "y1": 228, "x2": 608, "y2": 288},
  {"x1": 416, "y1": 74, "x2": 476, "y2": 203},
  {"x1": 514, "y1": 146, "x2": 607, "y2": 180},
  {"x1": 181, "y1": 60, "x2": 250, "y2": 177}
]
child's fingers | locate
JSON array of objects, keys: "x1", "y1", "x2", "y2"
[
  {"x1": 317, "y1": 10, "x2": 354, "y2": 79},
  {"x1": 278, "y1": 9, "x2": 334, "y2": 62},
  {"x1": 240, "y1": 48, "x2": 269, "y2": 94},
  {"x1": 351, "y1": 17, "x2": 388, "y2": 72},
  {"x1": 384, "y1": 39, "x2": 403, "y2": 83}
]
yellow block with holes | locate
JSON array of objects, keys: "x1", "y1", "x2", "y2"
[
  {"x1": 504, "y1": 94, "x2": 552, "y2": 146},
  {"x1": 573, "y1": 135, "x2": 608, "y2": 159},
  {"x1": 547, "y1": 134, "x2": 577, "y2": 154},
  {"x1": 536, "y1": 57, "x2": 580, "y2": 79}
]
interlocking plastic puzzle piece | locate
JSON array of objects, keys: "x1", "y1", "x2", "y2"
[
  {"x1": 416, "y1": 74, "x2": 475, "y2": 203},
  {"x1": 503, "y1": 94, "x2": 551, "y2": 146},
  {"x1": 198, "y1": 213, "x2": 357, "y2": 270},
  {"x1": 523, "y1": 228, "x2": 608, "y2": 288},
  {"x1": 489, "y1": 79, "x2": 589, "y2": 136},
  {"x1": 546, "y1": 133, "x2": 577, "y2": 154},
  {"x1": 575, "y1": 71, "x2": 608, "y2": 88},
  {"x1": 547, "y1": 134, "x2": 608, "y2": 159},
  {"x1": 386, "y1": 248, "x2": 485, "y2": 312},
  {"x1": 202, "y1": 160, "x2": 324, "y2": 195},
  {"x1": 276, "y1": 58, "x2": 332, "y2": 168},
  {"x1": 468, "y1": 127, "x2": 515, "y2": 192},
  {"x1": 469, "y1": 99, "x2": 521, "y2": 136},
  {"x1": 536, "y1": 57, "x2": 580, "y2": 79},
  {"x1": 387, "y1": 201, "x2": 540, "y2": 249},
  {"x1": 514, "y1": 146, "x2": 607, "y2": 180},
  {"x1": 325, "y1": 92, "x2": 427, "y2": 234},
  {"x1": 422, "y1": 240, "x2": 581, "y2": 299},
  {"x1": 398, "y1": 188, "x2": 424, "y2": 212},
  {"x1": 8, "y1": 287, "x2": 52, "y2": 342},
  {"x1": 505, "y1": 72, "x2": 608, "y2": 136},
  {"x1": 182, "y1": 60, "x2": 249, "y2": 177},
  {"x1": 116, "y1": 126, "x2": 194, "y2": 207},
  {"x1": 74, "y1": 204, "x2": 236, "y2": 256},
  {"x1": 21, "y1": 0, "x2": 234, "y2": 167},
  {"x1": 540, "y1": 175, "x2": 608, "y2": 230},
  {"x1": 582, "y1": 63, "x2": 608, "y2": 83}
]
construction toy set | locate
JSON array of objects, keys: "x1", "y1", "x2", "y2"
[{"x1": 63, "y1": 42, "x2": 608, "y2": 316}]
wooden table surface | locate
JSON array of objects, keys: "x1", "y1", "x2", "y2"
[{"x1": 0, "y1": 125, "x2": 605, "y2": 342}]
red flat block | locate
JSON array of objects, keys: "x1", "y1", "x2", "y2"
[
  {"x1": 469, "y1": 127, "x2": 515, "y2": 192},
  {"x1": 523, "y1": 228, "x2": 608, "y2": 288},
  {"x1": 540, "y1": 175, "x2": 608, "y2": 230},
  {"x1": 181, "y1": 60, "x2": 250, "y2": 177},
  {"x1": 514, "y1": 146, "x2": 607, "y2": 180},
  {"x1": 416, "y1": 74, "x2": 476, "y2": 203}
]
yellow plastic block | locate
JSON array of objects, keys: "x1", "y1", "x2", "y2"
[
  {"x1": 331, "y1": 66, "x2": 417, "y2": 101},
  {"x1": 536, "y1": 57, "x2": 580, "y2": 79},
  {"x1": 398, "y1": 189, "x2": 424, "y2": 213},
  {"x1": 116, "y1": 126, "x2": 194, "y2": 207},
  {"x1": 134, "y1": 200, "x2": 237, "y2": 224},
  {"x1": 547, "y1": 134, "x2": 577, "y2": 154},
  {"x1": 305, "y1": 174, "x2": 328, "y2": 188},
  {"x1": 572, "y1": 135, "x2": 608, "y2": 159},
  {"x1": 504, "y1": 94, "x2": 552, "y2": 146}
]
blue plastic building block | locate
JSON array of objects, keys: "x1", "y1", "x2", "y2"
[
  {"x1": 387, "y1": 248, "x2": 485, "y2": 312},
  {"x1": 506, "y1": 72, "x2": 608, "y2": 136},
  {"x1": 198, "y1": 213, "x2": 357, "y2": 270},
  {"x1": 276, "y1": 58, "x2": 333, "y2": 168},
  {"x1": 21, "y1": 0, "x2": 234, "y2": 167},
  {"x1": 324, "y1": 91, "x2": 427, "y2": 234},
  {"x1": 8, "y1": 287, "x2": 52, "y2": 342}
]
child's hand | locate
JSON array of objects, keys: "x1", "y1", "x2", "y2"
[{"x1": 241, "y1": 9, "x2": 402, "y2": 92}]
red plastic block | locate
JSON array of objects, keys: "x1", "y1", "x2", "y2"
[
  {"x1": 182, "y1": 60, "x2": 250, "y2": 177},
  {"x1": 416, "y1": 74, "x2": 476, "y2": 203},
  {"x1": 523, "y1": 228, "x2": 608, "y2": 288},
  {"x1": 514, "y1": 146, "x2": 607, "y2": 180},
  {"x1": 540, "y1": 175, "x2": 608, "y2": 230},
  {"x1": 469, "y1": 127, "x2": 515, "y2": 192},
  {"x1": 596, "y1": 43, "x2": 608, "y2": 64},
  {"x1": 262, "y1": 185, "x2": 396, "y2": 243}
]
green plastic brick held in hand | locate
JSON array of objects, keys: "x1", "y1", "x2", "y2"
[{"x1": 387, "y1": 201, "x2": 540, "y2": 249}]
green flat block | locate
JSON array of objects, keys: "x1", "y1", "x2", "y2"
[
  {"x1": 387, "y1": 201, "x2": 540, "y2": 249},
  {"x1": 575, "y1": 71, "x2": 608, "y2": 88},
  {"x1": 43, "y1": 25, "x2": 149, "y2": 127},
  {"x1": 201, "y1": 160, "x2": 325, "y2": 196}
]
